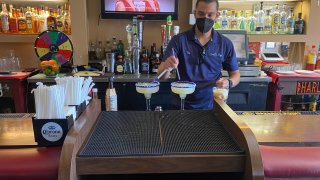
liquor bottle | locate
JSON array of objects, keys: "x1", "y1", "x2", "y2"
[
  {"x1": 123, "y1": 50, "x2": 133, "y2": 74},
  {"x1": 272, "y1": 4, "x2": 280, "y2": 34},
  {"x1": 132, "y1": 33, "x2": 140, "y2": 75},
  {"x1": 39, "y1": 5, "x2": 48, "y2": 32},
  {"x1": 25, "y1": 6, "x2": 33, "y2": 33},
  {"x1": 96, "y1": 41, "x2": 105, "y2": 61},
  {"x1": 32, "y1": 8, "x2": 39, "y2": 34},
  {"x1": 264, "y1": 9, "x2": 272, "y2": 34},
  {"x1": 238, "y1": 10, "x2": 246, "y2": 30},
  {"x1": 56, "y1": 5, "x2": 64, "y2": 32},
  {"x1": 112, "y1": 36, "x2": 118, "y2": 52},
  {"x1": 47, "y1": 8, "x2": 57, "y2": 30},
  {"x1": 0, "y1": 3, "x2": 9, "y2": 33},
  {"x1": 279, "y1": 4, "x2": 287, "y2": 34},
  {"x1": 141, "y1": 49, "x2": 149, "y2": 74},
  {"x1": 89, "y1": 42, "x2": 97, "y2": 60},
  {"x1": 220, "y1": 10, "x2": 229, "y2": 30},
  {"x1": 117, "y1": 39, "x2": 125, "y2": 56},
  {"x1": 63, "y1": 3, "x2": 71, "y2": 34},
  {"x1": 149, "y1": 43, "x2": 157, "y2": 73},
  {"x1": 287, "y1": 8, "x2": 295, "y2": 34},
  {"x1": 105, "y1": 77, "x2": 117, "y2": 111},
  {"x1": 246, "y1": 10, "x2": 256, "y2": 34},
  {"x1": 115, "y1": 54, "x2": 124, "y2": 74},
  {"x1": 229, "y1": 10, "x2": 237, "y2": 30},
  {"x1": 152, "y1": 53, "x2": 161, "y2": 74},
  {"x1": 294, "y1": 13, "x2": 304, "y2": 34},
  {"x1": 9, "y1": 8, "x2": 18, "y2": 33},
  {"x1": 255, "y1": 2, "x2": 264, "y2": 33},
  {"x1": 213, "y1": 16, "x2": 221, "y2": 30},
  {"x1": 17, "y1": 8, "x2": 27, "y2": 33}
]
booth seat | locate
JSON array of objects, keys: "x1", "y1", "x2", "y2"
[
  {"x1": 259, "y1": 145, "x2": 320, "y2": 179},
  {"x1": 0, "y1": 146, "x2": 61, "y2": 180}
]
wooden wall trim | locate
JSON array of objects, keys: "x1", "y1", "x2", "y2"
[
  {"x1": 214, "y1": 99, "x2": 265, "y2": 180},
  {"x1": 58, "y1": 100, "x2": 101, "y2": 180}
]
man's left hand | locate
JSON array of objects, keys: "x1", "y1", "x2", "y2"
[{"x1": 216, "y1": 78, "x2": 229, "y2": 89}]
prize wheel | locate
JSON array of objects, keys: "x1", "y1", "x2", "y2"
[{"x1": 34, "y1": 30, "x2": 73, "y2": 65}]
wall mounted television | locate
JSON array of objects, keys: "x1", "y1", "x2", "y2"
[{"x1": 101, "y1": 0, "x2": 178, "y2": 20}]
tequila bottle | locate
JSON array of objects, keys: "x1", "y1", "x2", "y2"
[
  {"x1": 255, "y1": 2, "x2": 264, "y2": 33},
  {"x1": 238, "y1": 10, "x2": 246, "y2": 30},
  {"x1": 56, "y1": 5, "x2": 65, "y2": 32},
  {"x1": 18, "y1": 8, "x2": 27, "y2": 33},
  {"x1": 264, "y1": 9, "x2": 272, "y2": 34},
  {"x1": 25, "y1": 6, "x2": 33, "y2": 33},
  {"x1": 279, "y1": 4, "x2": 288, "y2": 34},
  {"x1": 9, "y1": 7, "x2": 18, "y2": 33},
  {"x1": 246, "y1": 10, "x2": 256, "y2": 34},
  {"x1": 0, "y1": 3, "x2": 9, "y2": 33},
  {"x1": 272, "y1": 4, "x2": 280, "y2": 34},
  {"x1": 229, "y1": 10, "x2": 238, "y2": 30},
  {"x1": 287, "y1": 8, "x2": 295, "y2": 34},
  {"x1": 220, "y1": 10, "x2": 229, "y2": 30},
  {"x1": 294, "y1": 13, "x2": 304, "y2": 34}
]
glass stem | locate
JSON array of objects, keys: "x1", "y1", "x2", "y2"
[
  {"x1": 181, "y1": 98, "x2": 185, "y2": 110},
  {"x1": 146, "y1": 98, "x2": 151, "y2": 111}
]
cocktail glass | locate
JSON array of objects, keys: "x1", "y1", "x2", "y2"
[
  {"x1": 135, "y1": 81, "x2": 160, "y2": 111},
  {"x1": 171, "y1": 81, "x2": 196, "y2": 110}
]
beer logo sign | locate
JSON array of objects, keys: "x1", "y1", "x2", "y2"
[{"x1": 41, "y1": 122, "x2": 63, "y2": 142}]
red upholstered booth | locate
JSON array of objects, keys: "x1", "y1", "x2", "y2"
[
  {"x1": 259, "y1": 145, "x2": 320, "y2": 178},
  {"x1": 0, "y1": 147, "x2": 61, "y2": 180}
]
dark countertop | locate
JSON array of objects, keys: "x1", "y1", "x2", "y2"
[{"x1": 27, "y1": 73, "x2": 271, "y2": 83}]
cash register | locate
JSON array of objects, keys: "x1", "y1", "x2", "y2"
[{"x1": 217, "y1": 30, "x2": 260, "y2": 77}]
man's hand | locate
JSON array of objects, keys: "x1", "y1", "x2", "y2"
[
  {"x1": 216, "y1": 78, "x2": 229, "y2": 89},
  {"x1": 157, "y1": 55, "x2": 179, "y2": 79},
  {"x1": 163, "y1": 56, "x2": 179, "y2": 71}
]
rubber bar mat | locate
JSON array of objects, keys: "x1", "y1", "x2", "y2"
[
  {"x1": 0, "y1": 113, "x2": 34, "y2": 118},
  {"x1": 80, "y1": 111, "x2": 162, "y2": 157},
  {"x1": 161, "y1": 110, "x2": 242, "y2": 154},
  {"x1": 79, "y1": 111, "x2": 242, "y2": 157}
]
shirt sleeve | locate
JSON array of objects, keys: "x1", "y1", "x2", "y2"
[{"x1": 222, "y1": 39, "x2": 239, "y2": 72}]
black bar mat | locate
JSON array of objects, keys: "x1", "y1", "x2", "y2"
[
  {"x1": 80, "y1": 111, "x2": 162, "y2": 157},
  {"x1": 79, "y1": 111, "x2": 242, "y2": 157},
  {"x1": 161, "y1": 110, "x2": 242, "y2": 154}
]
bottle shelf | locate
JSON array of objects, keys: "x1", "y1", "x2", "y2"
[{"x1": 248, "y1": 34, "x2": 307, "y2": 42}]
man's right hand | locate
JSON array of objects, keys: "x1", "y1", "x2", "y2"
[
  {"x1": 157, "y1": 55, "x2": 179, "y2": 79},
  {"x1": 162, "y1": 55, "x2": 179, "y2": 71}
]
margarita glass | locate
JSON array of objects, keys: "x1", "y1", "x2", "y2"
[
  {"x1": 171, "y1": 81, "x2": 196, "y2": 110},
  {"x1": 135, "y1": 81, "x2": 160, "y2": 111}
]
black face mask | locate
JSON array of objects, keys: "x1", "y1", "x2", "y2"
[{"x1": 196, "y1": 18, "x2": 214, "y2": 33}]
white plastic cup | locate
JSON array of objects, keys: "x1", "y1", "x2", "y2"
[{"x1": 213, "y1": 87, "x2": 229, "y2": 102}]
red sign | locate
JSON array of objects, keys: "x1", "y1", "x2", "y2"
[{"x1": 296, "y1": 81, "x2": 320, "y2": 94}]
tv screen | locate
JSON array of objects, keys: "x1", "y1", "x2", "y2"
[{"x1": 101, "y1": 0, "x2": 178, "y2": 20}]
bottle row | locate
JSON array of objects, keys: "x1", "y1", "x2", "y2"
[
  {"x1": 0, "y1": 3, "x2": 71, "y2": 34},
  {"x1": 282, "y1": 95, "x2": 320, "y2": 112},
  {"x1": 215, "y1": 3, "x2": 304, "y2": 35},
  {"x1": 89, "y1": 39, "x2": 164, "y2": 75}
]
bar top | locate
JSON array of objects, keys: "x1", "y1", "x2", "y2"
[{"x1": 27, "y1": 73, "x2": 271, "y2": 83}]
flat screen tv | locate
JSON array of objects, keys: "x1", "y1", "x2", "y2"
[{"x1": 101, "y1": 0, "x2": 178, "y2": 20}]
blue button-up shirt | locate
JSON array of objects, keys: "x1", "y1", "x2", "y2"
[{"x1": 163, "y1": 27, "x2": 239, "y2": 110}]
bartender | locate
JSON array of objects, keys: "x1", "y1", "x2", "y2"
[{"x1": 158, "y1": 0, "x2": 240, "y2": 110}]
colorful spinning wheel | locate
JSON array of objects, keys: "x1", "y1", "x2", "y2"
[{"x1": 34, "y1": 30, "x2": 73, "y2": 65}]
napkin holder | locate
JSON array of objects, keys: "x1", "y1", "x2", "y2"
[{"x1": 32, "y1": 115, "x2": 74, "y2": 146}]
